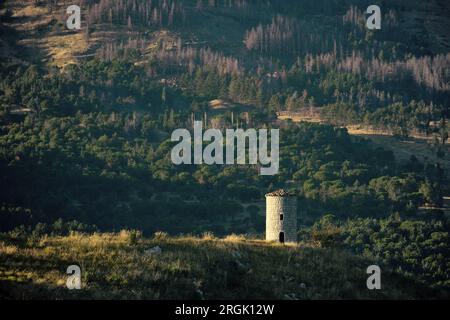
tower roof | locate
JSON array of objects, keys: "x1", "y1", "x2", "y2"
[{"x1": 265, "y1": 189, "x2": 296, "y2": 197}]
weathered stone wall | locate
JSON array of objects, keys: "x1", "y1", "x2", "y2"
[{"x1": 265, "y1": 196, "x2": 297, "y2": 243}]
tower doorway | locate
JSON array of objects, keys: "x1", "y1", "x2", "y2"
[{"x1": 279, "y1": 232, "x2": 285, "y2": 243}]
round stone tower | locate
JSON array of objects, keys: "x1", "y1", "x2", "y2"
[{"x1": 265, "y1": 189, "x2": 297, "y2": 243}]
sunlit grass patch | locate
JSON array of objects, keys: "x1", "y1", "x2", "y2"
[
  {"x1": 44, "y1": 33, "x2": 89, "y2": 68},
  {"x1": 0, "y1": 231, "x2": 440, "y2": 299},
  {"x1": 13, "y1": 5, "x2": 49, "y2": 18}
]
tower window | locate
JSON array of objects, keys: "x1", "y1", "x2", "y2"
[{"x1": 280, "y1": 214, "x2": 283, "y2": 221}]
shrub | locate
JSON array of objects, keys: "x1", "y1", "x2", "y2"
[
  {"x1": 118, "y1": 229, "x2": 142, "y2": 245},
  {"x1": 201, "y1": 231, "x2": 215, "y2": 240},
  {"x1": 310, "y1": 215, "x2": 343, "y2": 248},
  {"x1": 153, "y1": 231, "x2": 169, "y2": 240}
]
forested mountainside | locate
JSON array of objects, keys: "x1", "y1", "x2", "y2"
[
  {"x1": 1, "y1": 0, "x2": 449, "y2": 141},
  {"x1": 1, "y1": 0, "x2": 449, "y2": 229},
  {"x1": 0, "y1": 0, "x2": 449, "y2": 297}
]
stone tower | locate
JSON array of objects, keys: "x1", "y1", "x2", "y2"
[{"x1": 265, "y1": 189, "x2": 297, "y2": 243}]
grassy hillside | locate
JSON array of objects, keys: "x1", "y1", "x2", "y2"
[{"x1": 0, "y1": 230, "x2": 440, "y2": 299}]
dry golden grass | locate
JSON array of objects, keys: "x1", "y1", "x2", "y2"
[
  {"x1": 223, "y1": 233, "x2": 247, "y2": 242},
  {"x1": 2, "y1": 1, "x2": 90, "y2": 66},
  {"x1": 0, "y1": 231, "x2": 433, "y2": 300},
  {"x1": 2, "y1": 1, "x2": 182, "y2": 67},
  {"x1": 43, "y1": 33, "x2": 89, "y2": 68},
  {"x1": 13, "y1": 5, "x2": 48, "y2": 18},
  {"x1": 277, "y1": 114, "x2": 323, "y2": 123},
  {"x1": 8, "y1": 3, "x2": 53, "y2": 32}
]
